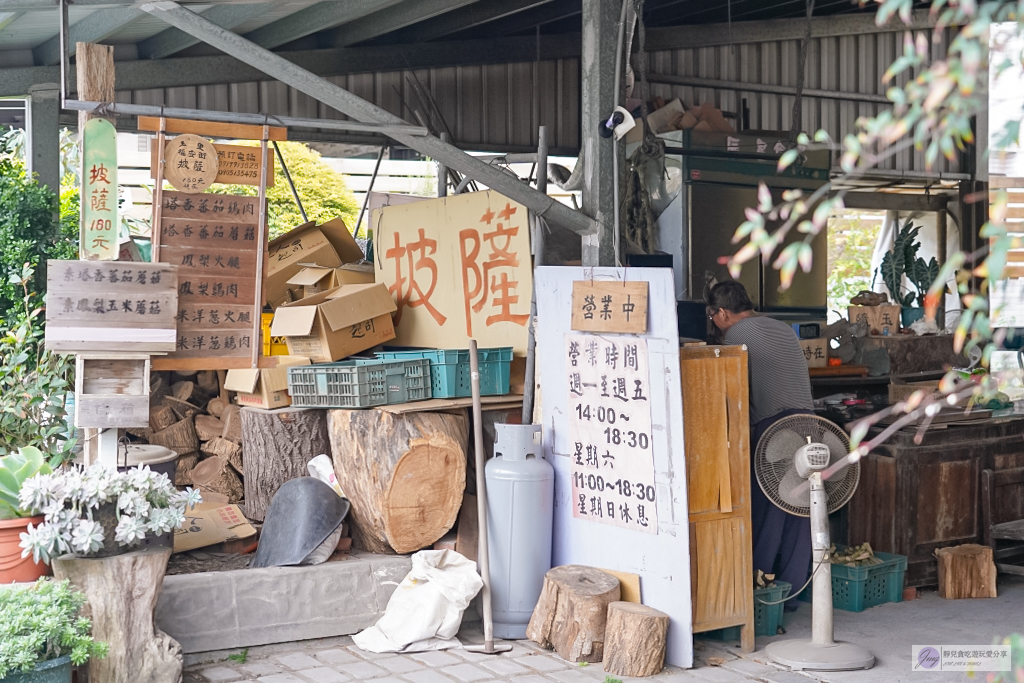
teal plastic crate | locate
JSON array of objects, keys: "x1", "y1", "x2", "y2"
[
  {"x1": 797, "y1": 547, "x2": 907, "y2": 612},
  {"x1": 374, "y1": 347, "x2": 513, "y2": 397},
  {"x1": 287, "y1": 358, "x2": 431, "y2": 408},
  {"x1": 699, "y1": 581, "x2": 791, "y2": 641}
]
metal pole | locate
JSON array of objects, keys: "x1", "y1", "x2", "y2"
[
  {"x1": 137, "y1": 2, "x2": 599, "y2": 238},
  {"x1": 253, "y1": 125, "x2": 270, "y2": 367},
  {"x1": 522, "y1": 125, "x2": 547, "y2": 425},
  {"x1": 438, "y1": 131, "x2": 449, "y2": 198},
  {"x1": 937, "y1": 208, "x2": 947, "y2": 330},
  {"x1": 58, "y1": 0, "x2": 69, "y2": 106},
  {"x1": 151, "y1": 117, "x2": 167, "y2": 264},
  {"x1": 464, "y1": 339, "x2": 511, "y2": 656},
  {"x1": 809, "y1": 473, "x2": 835, "y2": 646},
  {"x1": 355, "y1": 146, "x2": 385, "y2": 239},
  {"x1": 63, "y1": 100, "x2": 430, "y2": 138},
  {"x1": 273, "y1": 140, "x2": 306, "y2": 223}
]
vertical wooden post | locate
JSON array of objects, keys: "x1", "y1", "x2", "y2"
[
  {"x1": 253, "y1": 126, "x2": 270, "y2": 367},
  {"x1": 151, "y1": 118, "x2": 167, "y2": 264},
  {"x1": 76, "y1": 43, "x2": 118, "y2": 468}
]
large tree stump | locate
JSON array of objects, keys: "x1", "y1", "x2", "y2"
[
  {"x1": 936, "y1": 544, "x2": 997, "y2": 599},
  {"x1": 526, "y1": 565, "x2": 620, "y2": 663},
  {"x1": 53, "y1": 547, "x2": 182, "y2": 683},
  {"x1": 328, "y1": 409, "x2": 468, "y2": 554},
  {"x1": 603, "y1": 602, "x2": 669, "y2": 677},
  {"x1": 240, "y1": 407, "x2": 331, "y2": 522},
  {"x1": 190, "y1": 456, "x2": 243, "y2": 503}
]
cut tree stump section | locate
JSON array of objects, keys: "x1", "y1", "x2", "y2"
[
  {"x1": 221, "y1": 404, "x2": 243, "y2": 445},
  {"x1": 194, "y1": 415, "x2": 225, "y2": 442},
  {"x1": 328, "y1": 409, "x2": 468, "y2": 554},
  {"x1": 201, "y1": 437, "x2": 242, "y2": 474},
  {"x1": 191, "y1": 456, "x2": 243, "y2": 503},
  {"x1": 149, "y1": 405, "x2": 177, "y2": 432},
  {"x1": 207, "y1": 397, "x2": 227, "y2": 418},
  {"x1": 149, "y1": 418, "x2": 199, "y2": 454},
  {"x1": 603, "y1": 602, "x2": 669, "y2": 677},
  {"x1": 175, "y1": 453, "x2": 199, "y2": 486},
  {"x1": 527, "y1": 565, "x2": 620, "y2": 663},
  {"x1": 936, "y1": 544, "x2": 998, "y2": 599},
  {"x1": 240, "y1": 407, "x2": 330, "y2": 522},
  {"x1": 163, "y1": 396, "x2": 202, "y2": 421},
  {"x1": 53, "y1": 547, "x2": 181, "y2": 683}
]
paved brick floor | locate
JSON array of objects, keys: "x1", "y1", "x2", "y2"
[{"x1": 184, "y1": 629, "x2": 828, "y2": 683}]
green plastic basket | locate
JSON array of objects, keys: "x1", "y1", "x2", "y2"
[
  {"x1": 797, "y1": 547, "x2": 907, "y2": 612},
  {"x1": 374, "y1": 347, "x2": 513, "y2": 397},
  {"x1": 287, "y1": 358, "x2": 431, "y2": 408},
  {"x1": 699, "y1": 581, "x2": 791, "y2": 641}
]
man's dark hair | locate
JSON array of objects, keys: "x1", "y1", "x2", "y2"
[{"x1": 708, "y1": 280, "x2": 755, "y2": 314}]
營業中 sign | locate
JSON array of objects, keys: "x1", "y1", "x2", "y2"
[{"x1": 571, "y1": 280, "x2": 649, "y2": 334}]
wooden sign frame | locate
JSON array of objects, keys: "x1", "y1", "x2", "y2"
[{"x1": 150, "y1": 117, "x2": 273, "y2": 371}]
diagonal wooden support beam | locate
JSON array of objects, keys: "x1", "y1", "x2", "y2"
[{"x1": 138, "y1": 0, "x2": 598, "y2": 236}]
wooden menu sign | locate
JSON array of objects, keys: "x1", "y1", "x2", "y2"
[
  {"x1": 153, "y1": 190, "x2": 262, "y2": 370},
  {"x1": 44, "y1": 260, "x2": 179, "y2": 353},
  {"x1": 151, "y1": 142, "x2": 275, "y2": 187},
  {"x1": 164, "y1": 134, "x2": 219, "y2": 193},
  {"x1": 80, "y1": 118, "x2": 119, "y2": 261},
  {"x1": 571, "y1": 280, "x2": 649, "y2": 334}
]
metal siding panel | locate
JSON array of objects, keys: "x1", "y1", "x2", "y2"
[
  {"x1": 230, "y1": 82, "x2": 260, "y2": 114},
  {"x1": 537, "y1": 59, "x2": 557, "y2": 145},
  {"x1": 164, "y1": 86, "x2": 196, "y2": 109},
  {"x1": 133, "y1": 88, "x2": 165, "y2": 106},
  {"x1": 259, "y1": 80, "x2": 290, "y2": 116},
  {"x1": 197, "y1": 84, "x2": 229, "y2": 112},
  {"x1": 509, "y1": 61, "x2": 534, "y2": 147},
  {"x1": 485, "y1": 63, "x2": 509, "y2": 146},
  {"x1": 560, "y1": 58, "x2": 580, "y2": 151},
  {"x1": 377, "y1": 71, "x2": 403, "y2": 121},
  {"x1": 289, "y1": 87, "x2": 319, "y2": 119},
  {"x1": 459, "y1": 64, "x2": 483, "y2": 146},
  {"x1": 431, "y1": 67, "x2": 459, "y2": 139}
]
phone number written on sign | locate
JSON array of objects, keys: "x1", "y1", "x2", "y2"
[{"x1": 566, "y1": 333, "x2": 658, "y2": 534}]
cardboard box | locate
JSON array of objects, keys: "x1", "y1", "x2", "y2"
[
  {"x1": 270, "y1": 283, "x2": 397, "y2": 363},
  {"x1": 173, "y1": 503, "x2": 257, "y2": 553},
  {"x1": 888, "y1": 380, "x2": 940, "y2": 405},
  {"x1": 266, "y1": 218, "x2": 364, "y2": 308},
  {"x1": 224, "y1": 355, "x2": 310, "y2": 409},
  {"x1": 848, "y1": 305, "x2": 901, "y2": 336},
  {"x1": 286, "y1": 263, "x2": 375, "y2": 300},
  {"x1": 798, "y1": 338, "x2": 829, "y2": 368}
]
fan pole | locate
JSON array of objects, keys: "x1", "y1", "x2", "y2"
[{"x1": 809, "y1": 472, "x2": 835, "y2": 646}]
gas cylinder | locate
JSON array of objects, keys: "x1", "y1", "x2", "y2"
[{"x1": 484, "y1": 423, "x2": 554, "y2": 639}]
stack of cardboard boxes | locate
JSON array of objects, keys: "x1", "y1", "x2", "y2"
[{"x1": 226, "y1": 217, "x2": 397, "y2": 408}]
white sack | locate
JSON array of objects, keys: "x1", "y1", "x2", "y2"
[{"x1": 353, "y1": 549, "x2": 483, "y2": 653}]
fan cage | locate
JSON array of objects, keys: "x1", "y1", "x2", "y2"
[{"x1": 754, "y1": 414, "x2": 860, "y2": 517}]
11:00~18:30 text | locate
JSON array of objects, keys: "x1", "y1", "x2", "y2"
[{"x1": 572, "y1": 471, "x2": 656, "y2": 502}]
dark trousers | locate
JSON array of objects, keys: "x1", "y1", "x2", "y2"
[{"x1": 751, "y1": 409, "x2": 813, "y2": 611}]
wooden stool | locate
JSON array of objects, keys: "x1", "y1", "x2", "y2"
[
  {"x1": 936, "y1": 544, "x2": 997, "y2": 599},
  {"x1": 603, "y1": 602, "x2": 670, "y2": 677},
  {"x1": 526, "y1": 565, "x2": 620, "y2": 662}
]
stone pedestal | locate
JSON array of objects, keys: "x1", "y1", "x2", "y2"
[{"x1": 860, "y1": 334, "x2": 966, "y2": 375}]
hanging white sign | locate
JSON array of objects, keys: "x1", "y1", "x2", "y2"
[{"x1": 565, "y1": 333, "x2": 658, "y2": 534}]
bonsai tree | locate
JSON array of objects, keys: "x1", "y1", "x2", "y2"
[
  {"x1": 879, "y1": 220, "x2": 939, "y2": 309},
  {"x1": 0, "y1": 578, "x2": 107, "y2": 678}
]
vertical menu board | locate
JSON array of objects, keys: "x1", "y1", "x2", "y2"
[
  {"x1": 565, "y1": 333, "x2": 657, "y2": 534},
  {"x1": 154, "y1": 191, "x2": 262, "y2": 369}
]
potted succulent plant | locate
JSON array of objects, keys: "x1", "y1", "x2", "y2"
[
  {"x1": 0, "y1": 578, "x2": 107, "y2": 683},
  {"x1": 0, "y1": 447, "x2": 53, "y2": 584},
  {"x1": 879, "y1": 219, "x2": 940, "y2": 328},
  {"x1": 18, "y1": 464, "x2": 201, "y2": 562}
]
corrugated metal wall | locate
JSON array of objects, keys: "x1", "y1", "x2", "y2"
[
  {"x1": 116, "y1": 58, "x2": 581, "y2": 155},
  {"x1": 645, "y1": 27, "x2": 961, "y2": 174}
]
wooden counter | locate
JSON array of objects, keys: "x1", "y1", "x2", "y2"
[{"x1": 847, "y1": 416, "x2": 1024, "y2": 587}]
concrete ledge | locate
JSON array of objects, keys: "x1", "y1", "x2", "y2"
[{"x1": 156, "y1": 552, "x2": 411, "y2": 653}]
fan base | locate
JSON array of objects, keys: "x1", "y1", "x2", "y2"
[{"x1": 767, "y1": 640, "x2": 875, "y2": 671}]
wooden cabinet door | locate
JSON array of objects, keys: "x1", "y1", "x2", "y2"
[{"x1": 679, "y1": 346, "x2": 754, "y2": 652}]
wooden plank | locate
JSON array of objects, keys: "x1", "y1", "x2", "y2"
[
  {"x1": 81, "y1": 359, "x2": 147, "y2": 396},
  {"x1": 75, "y1": 394, "x2": 150, "y2": 429},
  {"x1": 173, "y1": 303, "x2": 256, "y2": 330},
  {"x1": 176, "y1": 275, "x2": 257, "y2": 305},
  {"x1": 809, "y1": 364, "x2": 869, "y2": 377},
  {"x1": 599, "y1": 568, "x2": 642, "y2": 603},
  {"x1": 989, "y1": 176, "x2": 1024, "y2": 188},
  {"x1": 151, "y1": 141, "x2": 276, "y2": 187},
  {"x1": 679, "y1": 355, "x2": 731, "y2": 514},
  {"x1": 570, "y1": 280, "x2": 649, "y2": 334},
  {"x1": 138, "y1": 116, "x2": 286, "y2": 141},
  {"x1": 160, "y1": 245, "x2": 259, "y2": 273},
  {"x1": 376, "y1": 394, "x2": 524, "y2": 414},
  {"x1": 152, "y1": 356, "x2": 263, "y2": 371},
  {"x1": 158, "y1": 219, "x2": 260, "y2": 250},
  {"x1": 160, "y1": 191, "x2": 260, "y2": 220}
]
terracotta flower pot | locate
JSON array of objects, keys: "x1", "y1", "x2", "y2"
[{"x1": 0, "y1": 515, "x2": 50, "y2": 584}]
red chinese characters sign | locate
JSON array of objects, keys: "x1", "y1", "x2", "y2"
[
  {"x1": 372, "y1": 191, "x2": 532, "y2": 354},
  {"x1": 80, "y1": 119, "x2": 118, "y2": 260}
]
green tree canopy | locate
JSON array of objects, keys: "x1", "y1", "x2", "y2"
[{"x1": 208, "y1": 141, "x2": 359, "y2": 239}]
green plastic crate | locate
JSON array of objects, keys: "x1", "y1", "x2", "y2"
[
  {"x1": 287, "y1": 358, "x2": 431, "y2": 408},
  {"x1": 797, "y1": 547, "x2": 907, "y2": 612},
  {"x1": 374, "y1": 347, "x2": 513, "y2": 397},
  {"x1": 699, "y1": 581, "x2": 791, "y2": 641}
]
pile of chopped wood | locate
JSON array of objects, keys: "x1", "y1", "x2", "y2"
[
  {"x1": 129, "y1": 370, "x2": 244, "y2": 504},
  {"x1": 830, "y1": 542, "x2": 883, "y2": 567}
]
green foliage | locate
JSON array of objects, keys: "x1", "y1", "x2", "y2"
[
  {"x1": 879, "y1": 220, "x2": 923, "y2": 308},
  {"x1": 603, "y1": 677, "x2": 623, "y2": 683},
  {"x1": 0, "y1": 446, "x2": 52, "y2": 519},
  {"x1": 828, "y1": 212, "x2": 882, "y2": 315},
  {"x1": 0, "y1": 265, "x2": 75, "y2": 465},
  {"x1": 227, "y1": 648, "x2": 248, "y2": 664},
  {"x1": 0, "y1": 578, "x2": 107, "y2": 677},
  {"x1": 987, "y1": 633, "x2": 1023, "y2": 682},
  {"x1": 208, "y1": 141, "x2": 359, "y2": 239}
]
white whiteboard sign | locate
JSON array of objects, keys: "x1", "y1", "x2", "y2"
[{"x1": 537, "y1": 266, "x2": 692, "y2": 668}]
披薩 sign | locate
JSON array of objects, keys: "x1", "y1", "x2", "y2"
[{"x1": 81, "y1": 118, "x2": 118, "y2": 261}]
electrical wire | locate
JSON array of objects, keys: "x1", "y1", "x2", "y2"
[{"x1": 755, "y1": 550, "x2": 831, "y2": 606}]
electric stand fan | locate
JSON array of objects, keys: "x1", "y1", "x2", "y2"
[{"x1": 754, "y1": 414, "x2": 875, "y2": 671}]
